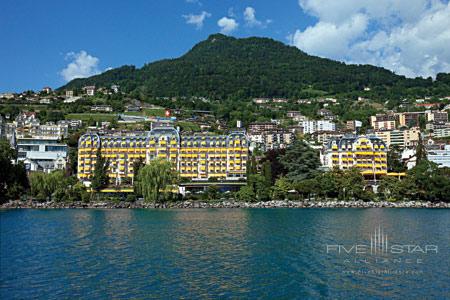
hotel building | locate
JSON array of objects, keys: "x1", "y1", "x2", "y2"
[
  {"x1": 323, "y1": 135, "x2": 388, "y2": 178},
  {"x1": 77, "y1": 127, "x2": 248, "y2": 185}
]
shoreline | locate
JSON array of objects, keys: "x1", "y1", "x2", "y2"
[{"x1": 1, "y1": 200, "x2": 449, "y2": 209}]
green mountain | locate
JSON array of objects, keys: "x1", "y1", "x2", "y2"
[{"x1": 60, "y1": 33, "x2": 450, "y2": 99}]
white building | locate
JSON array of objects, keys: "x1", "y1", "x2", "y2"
[
  {"x1": 301, "y1": 120, "x2": 336, "y2": 134},
  {"x1": 428, "y1": 145, "x2": 450, "y2": 168},
  {"x1": 16, "y1": 137, "x2": 68, "y2": 173},
  {"x1": 84, "y1": 86, "x2": 96, "y2": 96}
]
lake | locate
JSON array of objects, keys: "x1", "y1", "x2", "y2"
[{"x1": 1, "y1": 209, "x2": 449, "y2": 299}]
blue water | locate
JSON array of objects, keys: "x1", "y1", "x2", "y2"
[{"x1": 1, "y1": 209, "x2": 449, "y2": 299}]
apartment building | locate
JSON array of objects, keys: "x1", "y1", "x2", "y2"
[
  {"x1": 248, "y1": 130, "x2": 295, "y2": 151},
  {"x1": 426, "y1": 110, "x2": 448, "y2": 123},
  {"x1": 17, "y1": 137, "x2": 68, "y2": 173},
  {"x1": 370, "y1": 113, "x2": 396, "y2": 130},
  {"x1": 248, "y1": 122, "x2": 278, "y2": 134},
  {"x1": 301, "y1": 120, "x2": 336, "y2": 134},
  {"x1": 374, "y1": 127, "x2": 420, "y2": 148},
  {"x1": 323, "y1": 135, "x2": 388, "y2": 178},
  {"x1": 396, "y1": 112, "x2": 424, "y2": 127},
  {"x1": 77, "y1": 127, "x2": 248, "y2": 185}
]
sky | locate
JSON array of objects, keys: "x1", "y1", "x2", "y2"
[{"x1": 1, "y1": 0, "x2": 449, "y2": 93}]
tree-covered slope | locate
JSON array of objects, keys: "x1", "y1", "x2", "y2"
[{"x1": 60, "y1": 34, "x2": 450, "y2": 99}]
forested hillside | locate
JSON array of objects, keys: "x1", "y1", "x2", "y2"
[{"x1": 60, "y1": 34, "x2": 450, "y2": 100}]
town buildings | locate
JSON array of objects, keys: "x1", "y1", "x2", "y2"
[
  {"x1": 77, "y1": 127, "x2": 248, "y2": 185},
  {"x1": 84, "y1": 86, "x2": 96, "y2": 96},
  {"x1": 322, "y1": 135, "x2": 388, "y2": 178},
  {"x1": 370, "y1": 113, "x2": 396, "y2": 130},
  {"x1": 91, "y1": 105, "x2": 113, "y2": 112},
  {"x1": 427, "y1": 144, "x2": 450, "y2": 168},
  {"x1": 374, "y1": 127, "x2": 420, "y2": 148},
  {"x1": 301, "y1": 120, "x2": 336, "y2": 134},
  {"x1": 17, "y1": 136, "x2": 68, "y2": 172},
  {"x1": 346, "y1": 120, "x2": 362, "y2": 132}
]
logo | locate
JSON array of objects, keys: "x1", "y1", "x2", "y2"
[{"x1": 326, "y1": 225, "x2": 438, "y2": 255}]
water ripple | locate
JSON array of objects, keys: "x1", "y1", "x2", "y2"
[{"x1": 1, "y1": 208, "x2": 449, "y2": 299}]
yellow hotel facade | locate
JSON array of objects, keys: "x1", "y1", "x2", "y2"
[
  {"x1": 77, "y1": 127, "x2": 248, "y2": 184},
  {"x1": 323, "y1": 135, "x2": 388, "y2": 178}
]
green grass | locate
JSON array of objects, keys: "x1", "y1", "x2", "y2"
[
  {"x1": 143, "y1": 108, "x2": 166, "y2": 117},
  {"x1": 65, "y1": 113, "x2": 118, "y2": 122},
  {"x1": 122, "y1": 108, "x2": 166, "y2": 117},
  {"x1": 176, "y1": 121, "x2": 201, "y2": 132}
]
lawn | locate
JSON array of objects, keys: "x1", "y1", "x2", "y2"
[{"x1": 65, "y1": 113, "x2": 118, "y2": 122}]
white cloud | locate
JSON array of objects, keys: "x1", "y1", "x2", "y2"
[
  {"x1": 183, "y1": 11, "x2": 211, "y2": 29},
  {"x1": 60, "y1": 51, "x2": 100, "y2": 82},
  {"x1": 244, "y1": 7, "x2": 272, "y2": 28},
  {"x1": 217, "y1": 17, "x2": 239, "y2": 34},
  {"x1": 292, "y1": 0, "x2": 450, "y2": 78},
  {"x1": 292, "y1": 13, "x2": 368, "y2": 59}
]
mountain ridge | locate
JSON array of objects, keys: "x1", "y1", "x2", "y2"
[{"x1": 59, "y1": 33, "x2": 449, "y2": 99}]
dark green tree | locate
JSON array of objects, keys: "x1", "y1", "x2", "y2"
[
  {"x1": 387, "y1": 145, "x2": 406, "y2": 172},
  {"x1": 280, "y1": 140, "x2": 320, "y2": 182},
  {"x1": 0, "y1": 139, "x2": 29, "y2": 203},
  {"x1": 91, "y1": 147, "x2": 110, "y2": 191}
]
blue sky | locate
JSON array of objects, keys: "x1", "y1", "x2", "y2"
[{"x1": 1, "y1": 0, "x2": 449, "y2": 92}]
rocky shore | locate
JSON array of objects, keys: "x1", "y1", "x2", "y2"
[{"x1": 1, "y1": 200, "x2": 449, "y2": 209}]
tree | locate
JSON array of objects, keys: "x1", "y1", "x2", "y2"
[
  {"x1": 271, "y1": 177, "x2": 292, "y2": 200},
  {"x1": 91, "y1": 147, "x2": 110, "y2": 191},
  {"x1": 336, "y1": 168, "x2": 366, "y2": 201},
  {"x1": 415, "y1": 134, "x2": 427, "y2": 164},
  {"x1": 29, "y1": 170, "x2": 64, "y2": 201},
  {"x1": 261, "y1": 160, "x2": 272, "y2": 185},
  {"x1": 261, "y1": 148, "x2": 287, "y2": 183},
  {"x1": 408, "y1": 160, "x2": 450, "y2": 202},
  {"x1": 387, "y1": 145, "x2": 406, "y2": 172},
  {"x1": 247, "y1": 155, "x2": 257, "y2": 177},
  {"x1": 135, "y1": 158, "x2": 178, "y2": 202},
  {"x1": 247, "y1": 174, "x2": 271, "y2": 201},
  {"x1": 205, "y1": 185, "x2": 219, "y2": 201},
  {"x1": 236, "y1": 185, "x2": 255, "y2": 202},
  {"x1": 132, "y1": 157, "x2": 145, "y2": 195},
  {"x1": 280, "y1": 140, "x2": 320, "y2": 182},
  {"x1": 0, "y1": 139, "x2": 29, "y2": 203}
]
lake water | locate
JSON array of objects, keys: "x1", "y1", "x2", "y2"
[{"x1": 1, "y1": 209, "x2": 449, "y2": 299}]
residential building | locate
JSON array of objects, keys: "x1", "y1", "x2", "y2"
[
  {"x1": 248, "y1": 122, "x2": 278, "y2": 134},
  {"x1": 311, "y1": 131, "x2": 343, "y2": 145},
  {"x1": 426, "y1": 110, "x2": 448, "y2": 123},
  {"x1": 370, "y1": 113, "x2": 396, "y2": 130},
  {"x1": 41, "y1": 87, "x2": 52, "y2": 93},
  {"x1": 374, "y1": 127, "x2": 420, "y2": 148},
  {"x1": 427, "y1": 144, "x2": 450, "y2": 168},
  {"x1": 253, "y1": 98, "x2": 270, "y2": 104},
  {"x1": 415, "y1": 103, "x2": 440, "y2": 109},
  {"x1": 322, "y1": 135, "x2": 388, "y2": 178},
  {"x1": 91, "y1": 105, "x2": 113, "y2": 112},
  {"x1": 17, "y1": 137, "x2": 68, "y2": 173},
  {"x1": 111, "y1": 84, "x2": 120, "y2": 93},
  {"x1": 58, "y1": 119, "x2": 83, "y2": 130},
  {"x1": 301, "y1": 120, "x2": 336, "y2": 134},
  {"x1": 248, "y1": 130, "x2": 295, "y2": 151},
  {"x1": 84, "y1": 86, "x2": 96, "y2": 96},
  {"x1": 77, "y1": 127, "x2": 248, "y2": 185},
  {"x1": 65, "y1": 90, "x2": 74, "y2": 98},
  {"x1": 318, "y1": 108, "x2": 336, "y2": 120},
  {"x1": 32, "y1": 122, "x2": 69, "y2": 138},
  {"x1": 396, "y1": 111, "x2": 425, "y2": 127},
  {"x1": 346, "y1": 120, "x2": 362, "y2": 132},
  {"x1": 433, "y1": 127, "x2": 450, "y2": 138},
  {"x1": 286, "y1": 111, "x2": 302, "y2": 118}
]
